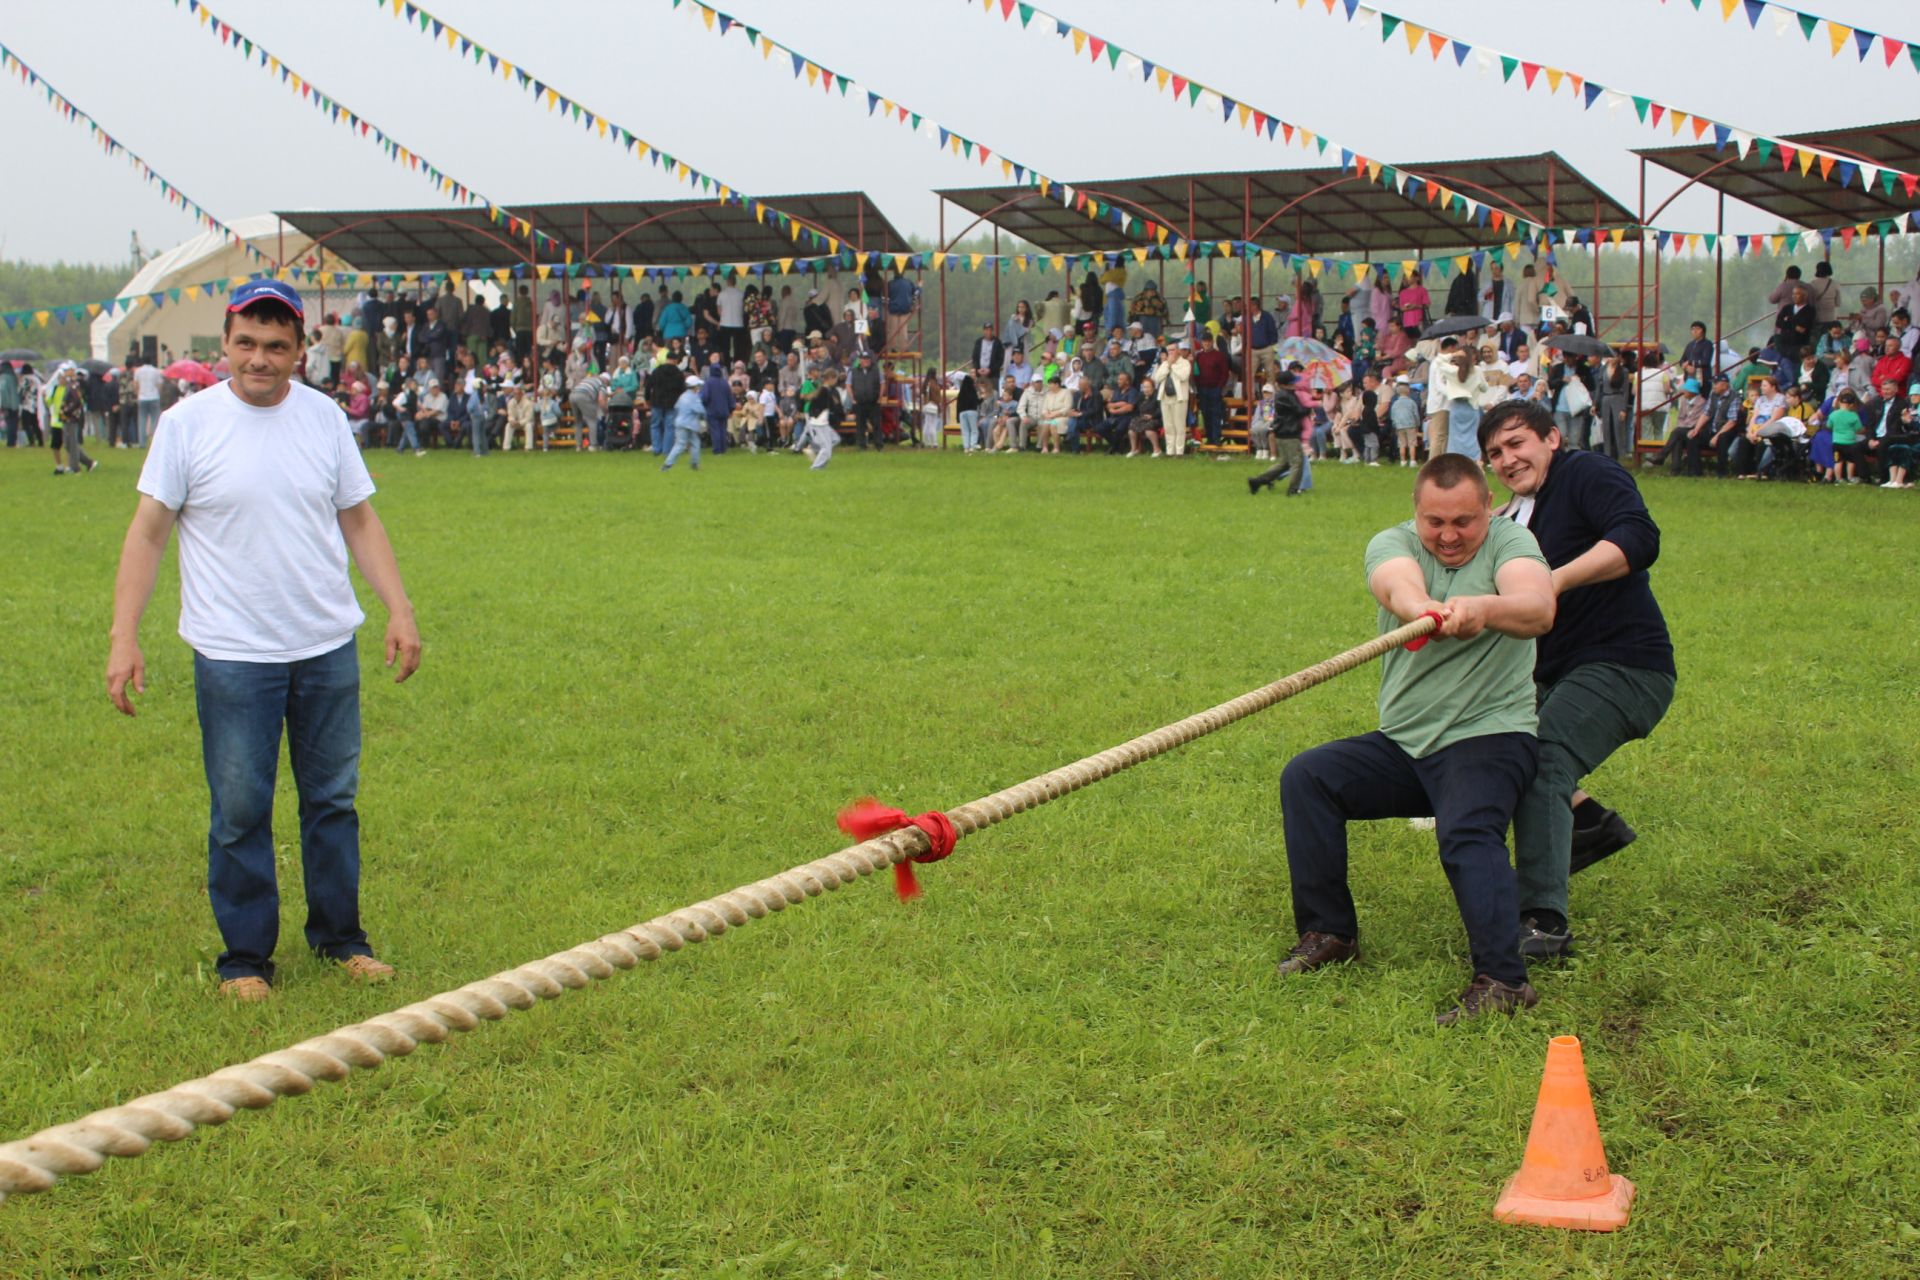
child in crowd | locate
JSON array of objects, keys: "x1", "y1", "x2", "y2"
[
  {"x1": 1389, "y1": 374, "x2": 1422, "y2": 467},
  {"x1": 1249, "y1": 382, "x2": 1277, "y2": 460}
]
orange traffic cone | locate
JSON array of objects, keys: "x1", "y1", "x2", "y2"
[{"x1": 1494, "y1": 1035, "x2": 1635, "y2": 1231}]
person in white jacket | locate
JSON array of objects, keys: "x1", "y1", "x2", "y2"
[
  {"x1": 1156, "y1": 342, "x2": 1193, "y2": 455},
  {"x1": 1434, "y1": 346, "x2": 1490, "y2": 461}
]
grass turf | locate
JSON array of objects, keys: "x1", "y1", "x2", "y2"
[{"x1": 1, "y1": 440, "x2": 1916, "y2": 1278}]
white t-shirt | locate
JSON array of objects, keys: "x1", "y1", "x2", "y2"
[
  {"x1": 133, "y1": 364, "x2": 166, "y2": 402},
  {"x1": 137, "y1": 381, "x2": 376, "y2": 663},
  {"x1": 716, "y1": 286, "x2": 745, "y2": 328}
]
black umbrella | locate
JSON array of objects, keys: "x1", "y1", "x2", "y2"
[
  {"x1": 1543, "y1": 333, "x2": 1613, "y2": 359},
  {"x1": 0, "y1": 347, "x2": 43, "y2": 363},
  {"x1": 79, "y1": 358, "x2": 114, "y2": 376},
  {"x1": 1422, "y1": 314, "x2": 1494, "y2": 339}
]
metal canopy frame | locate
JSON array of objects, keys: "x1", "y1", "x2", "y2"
[
  {"x1": 935, "y1": 152, "x2": 1635, "y2": 257},
  {"x1": 274, "y1": 191, "x2": 909, "y2": 272},
  {"x1": 1635, "y1": 118, "x2": 1920, "y2": 229}
]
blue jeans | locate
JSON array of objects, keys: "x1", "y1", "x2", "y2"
[
  {"x1": 650, "y1": 405, "x2": 670, "y2": 454},
  {"x1": 958, "y1": 409, "x2": 981, "y2": 450},
  {"x1": 394, "y1": 418, "x2": 420, "y2": 451},
  {"x1": 194, "y1": 637, "x2": 371, "y2": 982},
  {"x1": 706, "y1": 412, "x2": 728, "y2": 453},
  {"x1": 662, "y1": 424, "x2": 702, "y2": 469},
  {"x1": 1197, "y1": 385, "x2": 1226, "y2": 444},
  {"x1": 136, "y1": 399, "x2": 161, "y2": 446},
  {"x1": 1280, "y1": 730, "x2": 1537, "y2": 986}
]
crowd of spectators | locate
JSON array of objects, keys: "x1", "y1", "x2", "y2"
[{"x1": 6, "y1": 254, "x2": 1915, "y2": 487}]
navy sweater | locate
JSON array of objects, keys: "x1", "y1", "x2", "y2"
[{"x1": 1523, "y1": 449, "x2": 1675, "y2": 686}]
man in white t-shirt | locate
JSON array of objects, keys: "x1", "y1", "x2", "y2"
[
  {"x1": 715, "y1": 281, "x2": 746, "y2": 365},
  {"x1": 106, "y1": 280, "x2": 422, "y2": 1003},
  {"x1": 132, "y1": 361, "x2": 166, "y2": 447}
]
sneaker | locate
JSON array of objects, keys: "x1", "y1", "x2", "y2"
[
  {"x1": 338, "y1": 954, "x2": 396, "y2": 984},
  {"x1": 218, "y1": 976, "x2": 272, "y2": 1002},
  {"x1": 1519, "y1": 914, "x2": 1575, "y2": 960},
  {"x1": 1434, "y1": 974, "x2": 1538, "y2": 1026},
  {"x1": 1276, "y1": 931, "x2": 1359, "y2": 976},
  {"x1": 87, "y1": 459, "x2": 100, "y2": 472},
  {"x1": 1569, "y1": 808, "x2": 1636, "y2": 875},
  {"x1": 1247, "y1": 476, "x2": 1263, "y2": 496}
]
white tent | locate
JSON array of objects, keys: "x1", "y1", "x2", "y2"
[{"x1": 90, "y1": 214, "x2": 331, "y2": 361}]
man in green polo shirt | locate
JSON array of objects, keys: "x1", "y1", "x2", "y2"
[{"x1": 1277, "y1": 454, "x2": 1557, "y2": 1025}]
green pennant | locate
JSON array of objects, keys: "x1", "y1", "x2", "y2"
[
  {"x1": 1018, "y1": 3, "x2": 1034, "y2": 27},
  {"x1": 1702, "y1": 234, "x2": 1716, "y2": 252},
  {"x1": 1755, "y1": 138, "x2": 1774, "y2": 163},
  {"x1": 168, "y1": 288, "x2": 182, "y2": 302},
  {"x1": 1315, "y1": 136, "x2": 1329, "y2": 154},
  {"x1": 1106, "y1": 43, "x2": 1122, "y2": 69},
  {"x1": 1501, "y1": 56, "x2": 1519, "y2": 82},
  {"x1": 835, "y1": 75, "x2": 850, "y2": 95},
  {"x1": 910, "y1": 113, "x2": 920, "y2": 129},
  {"x1": 744, "y1": 26, "x2": 757, "y2": 43},
  {"x1": 1381, "y1": 15, "x2": 1400, "y2": 40},
  {"x1": 1879, "y1": 220, "x2": 1898, "y2": 236},
  {"x1": 962, "y1": 139, "x2": 974, "y2": 158},
  {"x1": 1186, "y1": 81, "x2": 1203, "y2": 105},
  {"x1": 1909, "y1": 43, "x2": 1919, "y2": 71},
  {"x1": 1631, "y1": 95, "x2": 1649, "y2": 122},
  {"x1": 1882, "y1": 171, "x2": 1897, "y2": 196},
  {"x1": 1797, "y1": 13, "x2": 1817, "y2": 40},
  {"x1": 1126, "y1": 217, "x2": 1141, "y2": 235},
  {"x1": 1432, "y1": 258, "x2": 1453, "y2": 279},
  {"x1": 1688, "y1": 0, "x2": 1701, "y2": 7},
  {"x1": 418, "y1": 11, "x2": 428, "y2": 30}
]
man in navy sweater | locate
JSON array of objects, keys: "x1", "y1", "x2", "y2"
[{"x1": 1479, "y1": 400, "x2": 1676, "y2": 958}]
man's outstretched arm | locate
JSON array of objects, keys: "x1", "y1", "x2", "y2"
[{"x1": 106, "y1": 496, "x2": 178, "y2": 716}]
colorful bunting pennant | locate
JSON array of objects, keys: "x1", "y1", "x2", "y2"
[
  {"x1": 1660, "y1": 0, "x2": 1917, "y2": 74},
  {"x1": 175, "y1": 1, "x2": 564, "y2": 256},
  {"x1": 0, "y1": 39, "x2": 268, "y2": 264},
  {"x1": 1283, "y1": 0, "x2": 1920, "y2": 196},
  {"x1": 380, "y1": 0, "x2": 856, "y2": 261}
]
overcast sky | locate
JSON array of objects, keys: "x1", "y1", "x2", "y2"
[{"x1": 2, "y1": 0, "x2": 1913, "y2": 268}]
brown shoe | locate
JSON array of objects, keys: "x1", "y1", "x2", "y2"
[
  {"x1": 1277, "y1": 931, "x2": 1359, "y2": 976},
  {"x1": 338, "y1": 954, "x2": 396, "y2": 984},
  {"x1": 218, "y1": 976, "x2": 272, "y2": 1002},
  {"x1": 1434, "y1": 974, "x2": 1539, "y2": 1027}
]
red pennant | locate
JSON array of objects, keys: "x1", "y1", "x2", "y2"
[{"x1": 1520, "y1": 62, "x2": 1541, "y2": 88}]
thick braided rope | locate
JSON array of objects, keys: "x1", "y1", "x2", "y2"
[{"x1": 0, "y1": 617, "x2": 1433, "y2": 1206}]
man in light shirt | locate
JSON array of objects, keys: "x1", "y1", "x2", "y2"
[{"x1": 106, "y1": 280, "x2": 421, "y2": 1003}]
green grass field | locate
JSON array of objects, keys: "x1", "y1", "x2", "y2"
[{"x1": 2, "y1": 440, "x2": 1916, "y2": 1279}]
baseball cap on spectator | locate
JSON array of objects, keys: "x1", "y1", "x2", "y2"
[
  {"x1": 685, "y1": 374, "x2": 702, "y2": 388},
  {"x1": 227, "y1": 279, "x2": 304, "y2": 320},
  {"x1": 1712, "y1": 372, "x2": 1730, "y2": 383},
  {"x1": 1496, "y1": 311, "x2": 1514, "y2": 324}
]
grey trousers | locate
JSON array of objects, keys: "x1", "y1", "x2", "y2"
[
  {"x1": 1253, "y1": 438, "x2": 1305, "y2": 494},
  {"x1": 1512, "y1": 661, "x2": 1675, "y2": 919}
]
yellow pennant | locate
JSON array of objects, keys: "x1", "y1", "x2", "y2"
[
  {"x1": 1236, "y1": 103, "x2": 1251, "y2": 128},
  {"x1": 184, "y1": 286, "x2": 201, "y2": 301},
  {"x1": 1719, "y1": 0, "x2": 1739, "y2": 18},
  {"x1": 34, "y1": 310, "x2": 50, "y2": 327},
  {"x1": 1827, "y1": 22, "x2": 1850, "y2": 56},
  {"x1": 931, "y1": 253, "x2": 946, "y2": 269},
  {"x1": 1307, "y1": 259, "x2": 1323, "y2": 278},
  {"x1": 702, "y1": 5, "x2": 715, "y2": 30},
  {"x1": 1154, "y1": 67, "x2": 1170, "y2": 90},
  {"x1": 1132, "y1": 247, "x2": 1150, "y2": 263},
  {"x1": 1260, "y1": 249, "x2": 1276, "y2": 268},
  {"x1": 1404, "y1": 23, "x2": 1423, "y2": 53},
  {"x1": 1049, "y1": 255, "x2": 1064, "y2": 272},
  {"x1": 1544, "y1": 67, "x2": 1564, "y2": 94},
  {"x1": 537, "y1": 265, "x2": 551, "y2": 279},
  {"x1": 970, "y1": 254, "x2": 984, "y2": 270},
  {"x1": 1071, "y1": 29, "x2": 1086, "y2": 55},
  {"x1": 493, "y1": 270, "x2": 511, "y2": 284}
]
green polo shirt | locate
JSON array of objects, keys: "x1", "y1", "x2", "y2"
[{"x1": 1363, "y1": 518, "x2": 1546, "y2": 758}]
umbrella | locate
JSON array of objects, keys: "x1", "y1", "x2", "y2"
[
  {"x1": 79, "y1": 358, "x2": 114, "y2": 377},
  {"x1": 0, "y1": 347, "x2": 43, "y2": 363},
  {"x1": 1543, "y1": 333, "x2": 1613, "y2": 359},
  {"x1": 1273, "y1": 337, "x2": 1352, "y2": 389},
  {"x1": 1422, "y1": 314, "x2": 1494, "y2": 339},
  {"x1": 163, "y1": 359, "x2": 218, "y2": 386}
]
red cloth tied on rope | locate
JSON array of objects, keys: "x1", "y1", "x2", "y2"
[
  {"x1": 1401, "y1": 609, "x2": 1448, "y2": 652},
  {"x1": 836, "y1": 798, "x2": 959, "y2": 902}
]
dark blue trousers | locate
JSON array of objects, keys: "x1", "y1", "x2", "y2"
[
  {"x1": 1280, "y1": 730, "x2": 1536, "y2": 986},
  {"x1": 194, "y1": 638, "x2": 372, "y2": 982}
]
